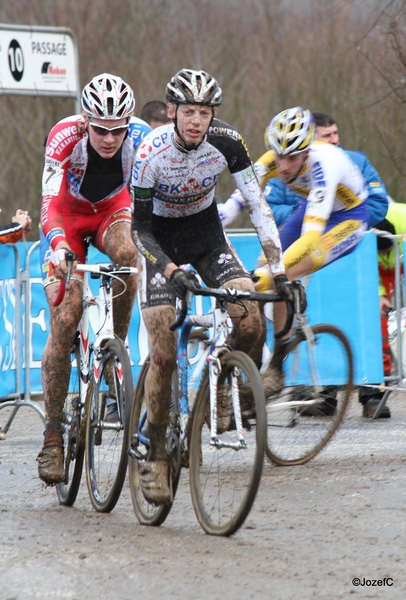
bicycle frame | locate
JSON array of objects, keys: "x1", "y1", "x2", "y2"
[
  {"x1": 183, "y1": 289, "x2": 324, "y2": 418},
  {"x1": 176, "y1": 297, "x2": 253, "y2": 449},
  {"x1": 71, "y1": 263, "x2": 137, "y2": 432},
  {"x1": 132, "y1": 282, "x2": 292, "y2": 463}
]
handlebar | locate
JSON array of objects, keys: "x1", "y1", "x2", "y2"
[
  {"x1": 169, "y1": 283, "x2": 298, "y2": 338},
  {"x1": 52, "y1": 251, "x2": 77, "y2": 307},
  {"x1": 169, "y1": 290, "x2": 193, "y2": 331},
  {"x1": 52, "y1": 252, "x2": 137, "y2": 307}
]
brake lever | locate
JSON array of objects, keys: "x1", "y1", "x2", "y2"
[{"x1": 64, "y1": 251, "x2": 75, "y2": 291}]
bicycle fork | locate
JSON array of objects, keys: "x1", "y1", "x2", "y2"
[{"x1": 208, "y1": 356, "x2": 247, "y2": 450}]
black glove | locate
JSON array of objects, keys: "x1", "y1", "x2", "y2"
[
  {"x1": 273, "y1": 274, "x2": 294, "y2": 304},
  {"x1": 169, "y1": 269, "x2": 199, "y2": 299},
  {"x1": 292, "y1": 280, "x2": 307, "y2": 313}
]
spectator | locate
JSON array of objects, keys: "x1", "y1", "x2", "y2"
[
  {"x1": 0, "y1": 209, "x2": 32, "y2": 243},
  {"x1": 359, "y1": 202, "x2": 406, "y2": 418},
  {"x1": 139, "y1": 100, "x2": 171, "y2": 129},
  {"x1": 310, "y1": 112, "x2": 388, "y2": 227}
]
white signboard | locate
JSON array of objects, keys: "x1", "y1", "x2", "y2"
[{"x1": 0, "y1": 24, "x2": 79, "y2": 100}]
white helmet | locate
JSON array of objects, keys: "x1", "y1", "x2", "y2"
[
  {"x1": 265, "y1": 107, "x2": 315, "y2": 155},
  {"x1": 81, "y1": 73, "x2": 135, "y2": 119}
]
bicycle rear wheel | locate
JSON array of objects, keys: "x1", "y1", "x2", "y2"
[
  {"x1": 85, "y1": 338, "x2": 133, "y2": 512},
  {"x1": 266, "y1": 323, "x2": 353, "y2": 466},
  {"x1": 128, "y1": 361, "x2": 180, "y2": 526},
  {"x1": 189, "y1": 350, "x2": 266, "y2": 536},
  {"x1": 56, "y1": 339, "x2": 85, "y2": 506}
]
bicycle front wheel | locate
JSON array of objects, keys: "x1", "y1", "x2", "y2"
[
  {"x1": 266, "y1": 323, "x2": 353, "y2": 466},
  {"x1": 56, "y1": 339, "x2": 85, "y2": 506},
  {"x1": 189, "y1": 350, "x2": 266, "y2": 536},
  {"x1": 128, "y1": 361, "x2": 180, "y2": 526},
  {"x1": 85, "y1": 338, "x2": 133, "y2": 512}
]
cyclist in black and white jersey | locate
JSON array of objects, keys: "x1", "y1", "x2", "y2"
[{"x1": 131, "y1": 68, "x2": 294, "y2": 505}]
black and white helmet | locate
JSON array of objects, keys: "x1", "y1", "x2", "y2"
[
  {"x1": 81, "y1": 73, "x2": 135, "y2": 119},
  {"x1": 166, "y1": 69, "x2": 222, "y2": 106}
]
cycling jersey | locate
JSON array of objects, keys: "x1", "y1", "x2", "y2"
[
  {"x1": 218, "y1": 145, "x2": 387, "y2": 229},
  {"x1": 346, "y1": 150, "x2": 388, "y2": 227},
  {"x1": 131, "y1": 119, "x2": 284, "y2": 279},
  {"x1": 249, "y1": 142, "x2": 368, "y2": 272},
  {"x1": 40, "y1": 113, "x2": 151, "y2": 284},
  {"x1": 41, "y1": 114, "x2": 151, "y2": 252},
  {"x1": 277, "y1": 142, "x2": 368, "y2": 269},
  {"x1": 260, "y1": 149, "x2": 388, "y2": 228}
]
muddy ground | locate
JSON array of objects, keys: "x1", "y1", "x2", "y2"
[{"x1": 1, "y1": 391, "x2": 405, "y2": 600}]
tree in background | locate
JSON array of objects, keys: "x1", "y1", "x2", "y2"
[{"x1": 0, "y1": 0, "x2": 404, "y2": 233}]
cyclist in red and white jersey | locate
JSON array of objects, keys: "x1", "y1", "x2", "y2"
[
  {"x1": 131, "y1": 68, "x2": 296, "y2": 505},
  {"x1": 37, "y1": 73, "x2": 151, "y2": 485}
]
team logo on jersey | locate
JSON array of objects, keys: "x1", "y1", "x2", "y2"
[
  {"x1": 218, "y1": 253, "x2": 232, "y2": 265},
  {"x1": 182, "y1": 178, "x2": 200, "y2": 192},
  {"x1": 308, "y1": 187, "x2": 326, "y2": 204},
  {"x1": 197, "y1": 156, "x2": 218, "y2": 168},
  {"x1": 150, "y1": 272, "x2": 166, "y2": 288},
  {"x1": 311, "y1": 162, "x2": 326, "y2": 187},
  {"x1": 138, "y1": 142, "x2": 153, "y2": 159},
  {"x1": 46, "y1": 123, "x2": 81, "y2": 157},
  {"x1": 67, "y1": 169, "x2": 83, "y2": 195}
]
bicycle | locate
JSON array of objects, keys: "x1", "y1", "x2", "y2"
[
  {"x1": 162, "y1": 280, "x2": 354, "y2": 468},
  {"x1": 264, "y1": 303, "x2": 354, "y2": 466},
  {"x1": 127, "y1": 281, "x2": 294, "y2": 536},
  {"x1": 52, "y1": 251, "x2": 137, "y2": 512}
]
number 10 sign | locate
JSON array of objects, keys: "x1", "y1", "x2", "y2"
[{"x1": 0, "y1": 23, "x2": 79, "y2": 99}]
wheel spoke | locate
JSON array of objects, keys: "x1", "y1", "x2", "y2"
[
  {"x1": 266, "y1": 324, "x2": 353, "y2": 466},
  {"x1": 85, "y1": 339, "x2": 133, "y2": 512},
  {"x1": 189, "y1": 351, "x2": 266, "y2": 536}
]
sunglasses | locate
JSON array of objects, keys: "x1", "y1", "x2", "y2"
[{"x1": 89, "y1": 122, "x2": 129, "y2": 137}]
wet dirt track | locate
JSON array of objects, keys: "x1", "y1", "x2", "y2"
[{"x1": 1, "y1": 392, "x2": 406, "y2": 600}]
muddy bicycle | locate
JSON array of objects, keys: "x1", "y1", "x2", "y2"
[
  {"x1": 127, "y1": 280, "x2": 294, "y2": 536},
  {"x1": 182, "y1": 280, "x2": 354, "y2": 466},
  {"x1": 53, "y1": 251, "x2": 137, "y2": 511}
]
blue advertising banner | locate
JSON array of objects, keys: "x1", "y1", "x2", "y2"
[
  {"x1": 0, "y1": 231, "x2": 383, "y2": 399},
  {"x1": 0, "y1": 244, "x2": 19, "y2": 396}
]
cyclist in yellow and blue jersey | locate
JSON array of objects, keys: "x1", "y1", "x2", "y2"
[
  {"x1": 252, "y1": 107, "x2": 368, "y2": 396},
  {"x1": 218, "y1": 113, "x2": 387, "y2": 232}
]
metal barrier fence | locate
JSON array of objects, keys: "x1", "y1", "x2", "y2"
[{"x1": 0, "y1": 230, "x2": 401, "y2": 435}]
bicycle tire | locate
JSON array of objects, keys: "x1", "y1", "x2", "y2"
[
  {"x1": 128, "y1": 360, "x2": 181, "y2": 526},
  {"x1": 189, "y1": 350, "x2": 266, "y2": 536},
  {"x1": 85, "y1": 337, "x2": 133, "y2": 512},
  {"x1": 56, "y1": 340, "x2": 85, "y2": 506},
  {"x1": 266, "y1": 323, "x2": 353, "y2": 466}
]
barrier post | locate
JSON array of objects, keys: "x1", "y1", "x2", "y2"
[{"x1": 0, "y1": 242, "x2": 45, "y2": 439}]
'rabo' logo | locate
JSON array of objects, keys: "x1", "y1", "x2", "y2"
[{"x1": 41, "y1": 62, "x2": 67, "y2": 76}]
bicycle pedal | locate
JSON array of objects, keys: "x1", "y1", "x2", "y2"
[{"x1": 127, "y1": 444, "x2": 146, "y2": 460}]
